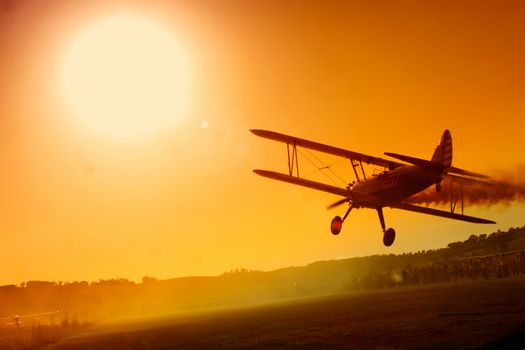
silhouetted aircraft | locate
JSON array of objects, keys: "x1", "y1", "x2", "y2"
[{"x1": 252, "y1": 129, "x2": 495, "y2": 246}]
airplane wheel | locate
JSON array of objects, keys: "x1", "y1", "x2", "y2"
[
  {"x1": 383, "y1": 228, "x2": 396, "y2": 246},
  {"x1": 436, "y1": 183, "x2": 442, "y2": 192},
  {"x1": 331, "y1": 216, "x2": 343, "y2": 235}
]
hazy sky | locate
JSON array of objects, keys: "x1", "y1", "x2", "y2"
[{"x1": 1, "y1": 0, "x2": 524, "y2": 285}]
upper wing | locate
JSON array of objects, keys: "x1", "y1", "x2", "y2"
[
  {"x1": 251, "y1": 129, "x2": 404, "y2": 170},
  {"x1": 253, "y1": 170, "x2": 378, "y2": 204},
  {"x1": 389, "y1": 202, "x2": 495, "y2": 224}
]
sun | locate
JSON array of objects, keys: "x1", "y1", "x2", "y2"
[{"x1": 61, "y1": 16, "x2": 189, "y2": 140}]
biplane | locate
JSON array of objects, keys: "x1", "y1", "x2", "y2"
[{"x1": 251, "y1": 129, "x2": 495, "y2": 246}]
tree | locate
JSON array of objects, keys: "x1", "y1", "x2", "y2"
[{"x1": 142, "y1": 276, "x2": 157, "y2": 284}]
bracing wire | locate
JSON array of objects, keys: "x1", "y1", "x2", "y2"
[
  {"x1": 297, "y1": 148, "x2": 348, "y2": 186},
  {"x1": 304, "y1": 148, "x2": 348, "y2": 185}
]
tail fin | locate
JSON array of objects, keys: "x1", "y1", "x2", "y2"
[
  {"x1": 386, "y1": 129, "x2": 488, "y2": 178},
  {"x1": 431, "y1": 129, "x2": 452, "y2": 170}
]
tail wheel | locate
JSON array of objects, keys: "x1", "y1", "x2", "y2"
[
  {"x1": 383, "y1": 228, "x2": 396, "y2": 246},
  {"x1": 330, "y1": 216, "x2": 343, "y2": 235}
]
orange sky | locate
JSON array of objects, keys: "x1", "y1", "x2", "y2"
[{"x1": 1, "y1": 0, "x2": 525, "y2": 285}]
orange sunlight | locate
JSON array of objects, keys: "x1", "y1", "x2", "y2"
[
  {"x1": 1, "y1": 1, "x2": 525, "y2": 287},
  {"x1": 61, "y1": 15, "x2": 189, "y2": 140}
]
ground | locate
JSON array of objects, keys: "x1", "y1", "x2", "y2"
[{"x1": 44, "y1": 277, "x2": 525, "y2": 349}]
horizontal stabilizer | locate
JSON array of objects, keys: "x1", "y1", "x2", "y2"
[
  {"x1": 448, "y1": 166, "x2": 489, "y2": 179},
  {"x1": 385, "y1": 152, "x2": 490, "y2": 179},
  {"x1": 384, "y1": 152, "x2": 441, "y2": 169},
  {"x1": 445, "y1": 174, "x2": 494, "y2": 187},
  {"x1": 253, "y1": 169, "x2": 377, "y2": 204},
  {"x1": 389, "y1": 202, "x2": 495, "y2": 224}
]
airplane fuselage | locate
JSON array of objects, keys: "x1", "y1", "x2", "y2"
[{"x1": 353, "y1": 165, "x2": 441, "y2": 207}]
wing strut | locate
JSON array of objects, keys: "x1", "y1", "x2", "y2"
[
  {"x1": 350, "y1": 159, "x2": 367, "y2": 183},
  {"x1": 287, "y1": 141, "x2": 299, "y2": 177},
  {"x1": 377, "y1": 207, "x2": 386, "y2": 232},
  {"x1": 449, "y1": 180, "x2": 465, "y2": 214}
]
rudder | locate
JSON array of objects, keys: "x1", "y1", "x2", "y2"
[{"x1": 431, "y1": 129, "x2": 452, "y2": 170}]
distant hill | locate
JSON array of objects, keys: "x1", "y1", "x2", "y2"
[
  {"x1": 1, "y1": 225, "x2": 524, "y2": 325},
  {"x1": 217, "y1": 224, "x2": 525, "y2": 289}
]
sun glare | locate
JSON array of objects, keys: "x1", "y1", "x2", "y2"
[{"x1": 61, "y1": 16, "x2": 189, "y2": 140}]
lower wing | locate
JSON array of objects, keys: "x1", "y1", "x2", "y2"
[
  {"x1": 253, "y1": 169, "x2": 378, "y2": 204},
  {"x1": 254, "y1": 169, "x2": 495, "y2": 224},
  {"x1": 389, "y1": 202, "x2": 495, "y2": 224}
]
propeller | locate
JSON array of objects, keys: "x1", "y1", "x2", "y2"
[{"x1": 327, "y1": 198, "x2": 350, "y2": 209}]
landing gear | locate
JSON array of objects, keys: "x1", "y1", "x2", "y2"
[
  {"x1": 377, "y1": 207, "x2": 396, "y2": 246},
  {"x1": 436, "y1": 182, "x2": 442, "y2": 192},
  {"x1": 330, "y1": 205, "x2": 397, "y2": 246},
  {"x1": 330, "y1": 204, "x2": 353, "y2": 235},
  {"x1": 383, "y1": 228, "x2": 396, "y2": 247},
  {"x1": 331, "y1": 216, "x2": 343, "y2": 235}
]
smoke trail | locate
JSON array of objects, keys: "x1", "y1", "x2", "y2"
[{"x1": 407, "y1": 166, "x2": 525, "y2": 207}]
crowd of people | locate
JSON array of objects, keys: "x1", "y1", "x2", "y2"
[{"x1": 352, "y1": 249, "x2": 525, "y2": 290}]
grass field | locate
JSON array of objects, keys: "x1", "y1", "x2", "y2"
[{"x1": 41, "y1": 277, "x2": 525, "y2": 349}]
